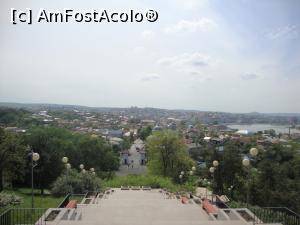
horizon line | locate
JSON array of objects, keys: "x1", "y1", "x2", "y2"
[{"x1": 0, "y1": 101, "x2": 300, "y2": 115}]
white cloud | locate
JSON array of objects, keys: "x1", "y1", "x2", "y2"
[
  {"x1": 141, "y1": 30, "x2": 155, "y2": 39},
  {"x1": 157, "y1": 53, "x2": 213, "y2": 72},
  {"x1": 240, "y1": 73, "x2": 263, "y2": 80},
  {"x1": 140, "y1": 73, "x2": 160, "y2": 82},
  {"x1": 265, "y1": 25, "x2": 299, "y2": 40},
  {"x1": 164, "y1": 18, "x2": 217, "y2": 33}
]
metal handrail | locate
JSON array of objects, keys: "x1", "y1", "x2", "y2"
[
  {"x1": 58, "y1": 193, "x2": 71, "y2": 208},
  {"x1": 251, "y1": 206, "x2": 300, "y2": 225},
  {"x1": 58, "y1": 193, "x2": 86, "y2": 208},
  {"x1": 0, "y1": 208, "x2": 47, "y2": 225}
]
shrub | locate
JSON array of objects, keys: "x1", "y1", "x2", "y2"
[
  {"x1": 0, "y1": 193, "x2": 22, "y2": 207},
  {"x1": 103, "y1": 175, "x2": 195, "y2": 193},
  {"x1": 51, "y1": 169, "x2": 102, "y2": 196}
]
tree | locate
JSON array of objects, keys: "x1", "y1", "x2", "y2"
[
  {"x1": 0, "y1": 128, "x2": 26, "y2": 191},
  {"x1": 221, "y1": 143, "x2": 243, "y2": 191},
  {"x1": 70, "y1": 134, "x2": 119, "y2": 174},
  {"x1": 255, "y1": 144, "x2": 300, "y2": 212},
  {"x1": 139, "y1": 126, "x2": 152, "y2": 141},
  {"x1": 25, "y1": 127, "x2": 120, "y2": 194},
  {"x1": 25, "y1": 127, "x2": 73, "y2": 194},
  {"x1": 146, "y1": 130, "x2": 195, "y2": 182}
]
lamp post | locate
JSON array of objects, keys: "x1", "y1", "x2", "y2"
[
  {"x1": 79, "y1": 164, "x2": 84, "y2": 171},
  {"x1": 62, "y1": 157, "x2": 71, "y2": 193},
  {"x1": 228, "y1": 185, "x2": 234, "y2": 199},
  {"x1": 62, "y1": 157, "x2": 68, "y2": 164},
  {"x1": 209, "y1": 166, "x2": 215, "y2": 202},
  {"x1": 66, "y1": 163, "x2": 71, "y2": 169},
  {"x1": 31, "y1": 150, "x2": 40, "y2": 209},
  {"x1": 206, "y1": 181, "x2": 211, "y2": 199},
  {"x1": 179, "y1": 174, "x2": 183, "y2": 184},
  {"x1": 242, "y1": 148, "x2": 258, "y2": 208},
  {"x1": 179, "y1": 166, "x2": 196, "y2": 184},
  {"x1": 210, "y1": 160, "x2": 219, "y2": 202}
]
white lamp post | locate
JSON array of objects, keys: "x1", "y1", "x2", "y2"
[
  {"x1": 242, "y1": 158, "x2": 250, "y2": 167},
  {"x1": 79, "y1": 164, "x2": 84, "y2": 170},
  {"x1": 66, "y1": 163, "x2": 71, "y2": 169},
  {"x1": 209, "y1": 166, "x2": 216, "y2": 202},
  {"x1": 243, "y1": 147, "x2": 259, "y2": 208},
  {"x1": 30, "y1": 149, "x2": 40, "y2": 209},
  {"x1": 62, "y1": 157, "x2": 68, "y2": 164},
  {"x1": 179, "y1": 174, "x2": 183, "y2": 184},
  {"x1": 213, "y1": 160, "x2": 219, "y2": 167},
  {"x1": 206, "y1": 181, "x2": 211, "y2": 199}
]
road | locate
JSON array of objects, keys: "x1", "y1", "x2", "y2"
[{"x1": 115, "y1": 140, "x2": 147, "y2": 176}]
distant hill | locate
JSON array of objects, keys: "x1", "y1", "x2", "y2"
[{"x1": 0, "y1": 102, "x2": 299, "y2": 125}]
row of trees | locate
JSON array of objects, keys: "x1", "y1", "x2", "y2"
[
  {"x1": 0, "y1": 127, "x2": 120, "y2": 194},
  {"x1": 192, "y1": 141, "x2": 300, "y2": 213},
  {"x1": 143, "y1": 129, "x2": 300, "y2": 213}
]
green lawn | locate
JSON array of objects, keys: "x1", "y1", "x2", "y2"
[
  {"x1": 103, "y1": 175, "x2": 195, "y2": 193},
  {"x1": 1, "y1": 188, "x2": 64, "y2": 212}
]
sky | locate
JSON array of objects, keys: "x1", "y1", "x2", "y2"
[{"x1": 0, "y1": 0, "x2": 300, "y2": 113}]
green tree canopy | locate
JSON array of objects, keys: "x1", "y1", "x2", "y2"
[
  {"x1": 0, "y1": 128, "x2": 26, "y2": 191},
  {"x1": 146, "y1": 130, "x2": 195, "y2": 182}
]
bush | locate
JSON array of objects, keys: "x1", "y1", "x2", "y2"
[
  {"x1": 103, "y1": 175, "x2": 195, "y2": 193},
  {"x1": 51, "y1": 169, "x2": 102, "y2": 196},
  {"x1": 0, "y1": 192, "x2": 22, "y2": 207}
]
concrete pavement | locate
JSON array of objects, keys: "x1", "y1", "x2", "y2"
[{"x1": 116, "y1": 140, "x2": 147, "y2": 176}]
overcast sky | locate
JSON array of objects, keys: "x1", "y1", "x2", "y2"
[{"x1": 0, "y1": 0, "x2": 300, "y2": 113}]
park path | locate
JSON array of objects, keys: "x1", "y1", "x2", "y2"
[{"x1": 115, "y1": 139, "x2": 147, "y2": 176}]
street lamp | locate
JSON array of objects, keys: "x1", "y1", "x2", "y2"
[
  {"x1": 242, "y1": 148, "x2": 259, "y2": 208},
  {"x1": 66, "y1": 163, "x2": 71, "y2": 169},
  {"x1": 250, "y1": 148, "x2": 258, "y2": 157},
  {"x1": 242, "y1": 158, "x2": 250, "y2": 167},
  {"x1": 206, "y1": 181, "x2": 211, "y2": 199},
  {"x1": 62, "y1": 156, "x2": 68, "y2": 164},
  {"x1": 209, "y1": 166, "x2": 215, "y2": 202},
  {"x1": 213, "y1": 160, "x2": 219, "y2": 167},
  {"x1": 179, "y1": 174, "x2": 183, "y2": 184},
  {"x1": 30, "y1": 148, "x2": 40, "y2": 209},
  {"x1": 62, "y1": 157, "x2": 71, "y2": 194},
  {"x1": 90, "y1": 168, "x2": 95, "y2": 172},
  {"x1": 228, "y1": 185, "x2": 234, "y2": 199},
  {"x1": 79, "y1": 164, "x2": 84, "y2": 170}
]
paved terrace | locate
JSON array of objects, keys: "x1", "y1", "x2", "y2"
[{"x1": 41, "y1": 188, "x2": 282, "y2": 225}]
